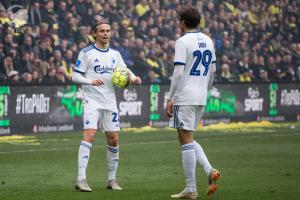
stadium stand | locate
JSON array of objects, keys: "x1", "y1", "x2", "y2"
[{"x1": 0, "y1": 0, "x2": 299, "y2": 84}]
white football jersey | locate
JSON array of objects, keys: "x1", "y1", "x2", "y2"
[
  {"x1": 173, "y1": 31, "x2": 216, "y2": 105},
  {"x1": 74, "y1": 44, "x2": 127, "y2": 111}
]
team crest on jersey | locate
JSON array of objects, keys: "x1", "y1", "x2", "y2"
[{"x1": 75, "y1": 60, "x2": 81, "y2": 67}]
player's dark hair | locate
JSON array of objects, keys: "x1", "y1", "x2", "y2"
[
  {"x1": 92, "y1": 20, "x2": 110, "y2": 40},
  {"x1": 92, "y1": 20, "x2": 109, "y2": 32},
  {"x1": 179, "y1": 7, "x2": 201, "y2": 29}
]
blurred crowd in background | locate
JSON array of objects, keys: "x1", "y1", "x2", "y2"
[{"x1": 0, "y1": 0, "x2": 300, "y2": 84}]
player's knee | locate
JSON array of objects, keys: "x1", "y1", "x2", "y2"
[
  {"x1": 83, "y1": 134, "x2": 95, "y2": 143},
  {"x1": 111, "y1": 136, "x2": 119, "y2": 146},
  {"x1": 178, "y1": 129, "x2": 193, "y2": 145},
  {"x1": 83, "y1": 129, "x2": 96, "y2": 143},
  {"x1": 107, "y1": 134, "x2": 118, "y2": 146}
]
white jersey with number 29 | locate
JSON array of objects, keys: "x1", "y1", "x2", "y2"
[
  {"x1": 74, "y1": 44, "x2": 127, "y2": 112},
  {"x1": 173, "y1": 31, "x2": 216, "y2": 105}
]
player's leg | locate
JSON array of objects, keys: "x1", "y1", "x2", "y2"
[
  {"x1": 76, "y1": 109, "x2": 99, "y2": 192},
  {"x1": 102, "y1": 110, "x2": 122, "y2": 190},
  {"x1": 193, "y1": 140, "x2": 212, "y2": 174},
  {"x1": 77, "y1": 129, "x2": 96, "y2": 182},
  {"x1": 193, "y1": 105, "x2": 221, "y2": 196},
  {"x1": 171, "y1": 105, "x2": 198, "y2": 199},
  {"x1": 105, "y1": 131, "x2": 121, "y2": 190},
  {"x1": 193, "y1": 106, "x2": 213, "y2": 174},
  {"x1": 193, "y1": 140, "x2": 221, "y2": 196}
]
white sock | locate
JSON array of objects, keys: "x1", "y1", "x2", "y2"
[
  {"x1": 182, "y1": 143, "x2": 197, "y2": 192},
  {"x1": 77, "y1": 141, "x2": 92, "y2": 181},
  {"x1": 193, "y1": 140, "x2": 212, "y2": 175},
  {"x1": 107, "y1": 145, "x2": 119, "y2": 181}
]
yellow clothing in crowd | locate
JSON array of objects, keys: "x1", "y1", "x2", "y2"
[
  {"x1": 239, "y1": 74, "x2": 251, "y2": 82},
  {"x1": 268, "y1": 5, "x2": 281, "y2": 15},
  {"x1": 225, "y1": 2, "x2": 241, "y2": 16},
  {"x1": 0, "y1": 17, "x2": 10, "y2": 24},
  {"x1": 146, "y1": 58, "x2": 159, "y2": 68},
  {"x1": 146, "y1": 58, "x2": 160, "y2": 78},
  {"x1": 247, "y1": 11, "x2": 258, "y2": 24},
  {"x1": 63, "y1": 65, "x2": 74, "y2": 78},
  {"x1": 135, "y1": 3, "x2": 150, "y2": 17}
]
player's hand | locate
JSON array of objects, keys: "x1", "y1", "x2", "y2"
[
  {"x1": 166, "y1": 99, "x2": 173, "y2": 118},
  {"x1": 91, "y1": 79, "x2": 104, "y2": 86},
  {"x1": 133, "y1": 76, "x2": 142, "y2": 85}
]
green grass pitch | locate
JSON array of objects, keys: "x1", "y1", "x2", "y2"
[{"x1": 0, "y1": 123, "x2": 299, "y2": 200}]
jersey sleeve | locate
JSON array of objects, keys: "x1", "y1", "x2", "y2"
[
  {"x1": 211, "y1": 47, "x2": 216, "y2": 64},
  {"x1": 116, "y1": 51, "x2": 127, "y2": 68},
  {"x1": 174, "y1": 40, "x2": 186, "y2": 66},
  {"x1": 74, "y1": 50, "x2": 89, "y2": 74}
]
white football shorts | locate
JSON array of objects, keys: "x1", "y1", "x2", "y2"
[
  {"x1": 83, "y1": 107, "x2": 120, "y2": 132},
  {"x1": 169, "y1": 105, "x2": 205, "y2": 131}
]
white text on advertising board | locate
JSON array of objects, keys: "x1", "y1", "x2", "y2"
[
  {"x1": 16, "y1": 94, "x2": 50, "y2": 114},
  {"x1": 281, "y1": 89, "x2": 300, "y2": 106},
  {"x1": 119, "y1": 89, "x2": 142, "y2": 116},
  {"x1": 244, "y1": 87, "x2": 264, "y2": 112}
]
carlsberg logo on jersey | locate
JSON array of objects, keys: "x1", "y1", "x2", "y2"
[{"x1": 94, "y1": 65, "x2": 115, "y2": 74}]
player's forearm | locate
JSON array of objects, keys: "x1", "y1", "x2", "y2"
[
  {"x1": 208, "y1": 73, "x2": 215, "y2": 91},
  {"x1": 129, "y1": 70, "x2": 137, "y2": 84},
  {"x1": 72, "y1": 72, "x2": 92, "y2": 85},
  {"x1": 168, "y1": 65, "x2": 184, "y2": 100}
]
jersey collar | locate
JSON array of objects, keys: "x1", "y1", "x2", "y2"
[
  {"x1": 185, "y1": 29, "x2": 201, "y2": 34},
  {"x1": 93, "y1": 44, "x2": 109, "y2": 52}
]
